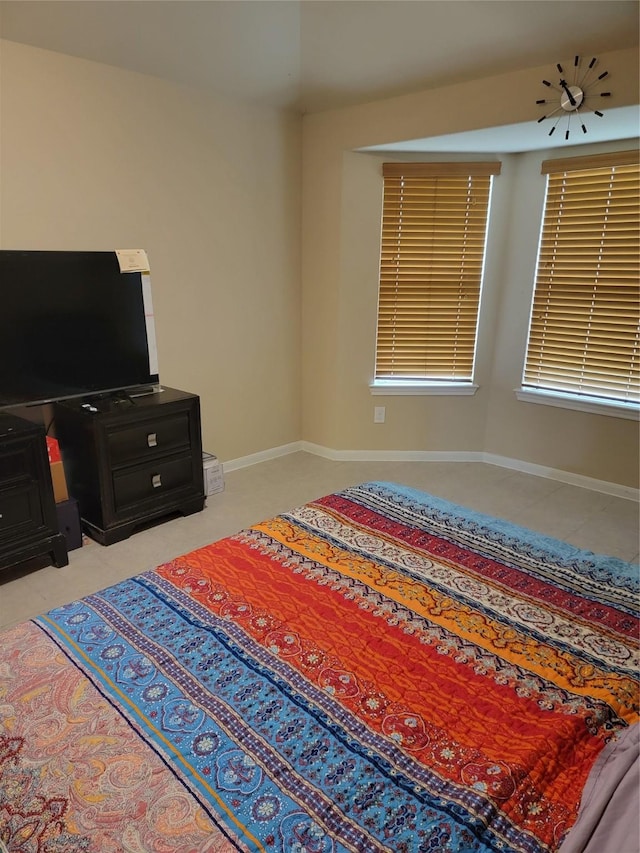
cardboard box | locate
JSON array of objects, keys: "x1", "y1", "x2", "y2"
[
  {"x1": 203, "y1": 452, "x2": 224, "y2": 496},
  {"x1": 46, "y1": 436, "x2": 69, "y2": 503}
]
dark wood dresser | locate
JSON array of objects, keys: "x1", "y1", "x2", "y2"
[
  {"x1": 54, "y1": 387, "x2": 205, "y2": 545},
  {"x1": 0, "y1": 413, "x2": 69, "y2": 572}
]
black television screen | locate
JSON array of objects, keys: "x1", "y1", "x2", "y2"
[{"x1": 0, "y1": 250, "x2": 159, "y2": 409}]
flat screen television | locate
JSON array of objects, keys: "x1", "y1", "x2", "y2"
[{"x1": 0, "y1": 250, "x2": 160, "y2": 409}]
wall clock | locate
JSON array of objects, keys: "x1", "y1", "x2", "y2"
[{"x1": 536, "y1": 56, "x2": 611, "y2": 140}]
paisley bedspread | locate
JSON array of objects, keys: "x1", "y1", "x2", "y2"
[{"x1": 1, "y1": 481, "x2": 638, "y2": 853}]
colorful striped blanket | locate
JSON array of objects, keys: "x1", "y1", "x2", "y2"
[{"x1": 1, "y1": 481, "x2": 638, "y2": 852}]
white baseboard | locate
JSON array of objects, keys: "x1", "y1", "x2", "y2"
[
  {"x1": 222, "y1": 441, "x2": 304, "y2": 472},
  {"x1": 481, "y1": 452, "x2": 639, "y2": 502},
  {"x1": 222, "y1": 440, "x2": 639, "y2": 501},
  {"x1": 301, "y1": 442, "x2": 484, "y2": 463}
]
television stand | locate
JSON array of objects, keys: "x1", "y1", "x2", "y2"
[{"x1": 54, "y1": 387, "x2": 205, "y2": 545}]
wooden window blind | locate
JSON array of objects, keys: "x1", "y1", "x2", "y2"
[
  {"x1": 375, "y1": 162, "x2": 499, "y2": 382},
  {"x1": 523, "y1": 150, "x2": 640, "y2": 404}
]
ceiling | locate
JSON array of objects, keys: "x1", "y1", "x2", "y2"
[{"x1": 1, "y1": 0, "x2": 638, "y2": 149}]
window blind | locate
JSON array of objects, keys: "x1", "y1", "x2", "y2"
[
  {"x1": 375, "y1": 162, "x2": 499, "y2": 382},
  {"x1": 523, "y1": 150, "x2": 640, "y2": 404}
]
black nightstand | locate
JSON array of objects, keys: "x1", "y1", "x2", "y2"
[{"x1": 54, "y1": 387, "x2": 205, "y2": 545}]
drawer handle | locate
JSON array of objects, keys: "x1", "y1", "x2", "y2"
[
  {"x1": 147, "y1": 432, "x2": 158, "y2": 448},
  {"x1": 152, "y1": 474, "x2": 162, "y2": 489}
]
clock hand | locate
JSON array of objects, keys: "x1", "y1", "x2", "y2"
[
  {"x1": 537, "y1": 104, "x2": 564, "y2": 123},
  {"x1": 560, "y1": 79, "x2": 577, "y2": 107}
]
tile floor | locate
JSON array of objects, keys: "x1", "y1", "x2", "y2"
[{"x1": 1, "y1": 451, "x2": 638, "y2": 632}]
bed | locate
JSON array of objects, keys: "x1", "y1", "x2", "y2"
[{"x1": 1, "y1": 481, "x2": 638, "y2": 853}]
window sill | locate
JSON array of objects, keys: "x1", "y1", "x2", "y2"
[
  {"x1": 515, "y1": 388, "x2": 639, "y2": 421},
  {"x1": 370, "y1": 381, "x2": 479, "y2": 396}
]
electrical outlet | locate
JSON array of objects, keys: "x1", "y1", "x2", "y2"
[{"x1": 374, "y1": 406, "x2": 386, "y2": 424}]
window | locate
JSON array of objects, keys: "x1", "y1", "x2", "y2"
[
  {"x1": 521, "y1": 150, "x2": 639, "y2": 416},
  {"x1": 373, "y1": 161, "x2": 500, "y2": 393}
]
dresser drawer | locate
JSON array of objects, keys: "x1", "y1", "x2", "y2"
[
  {"x1": 0, "y1": 483, "x2": 44, "y2": 542},
  {"x1": 0, "y1": 444, "x2": 34, "y2": 484},
  {"x1": 112, "y1": 454, "x2": 194, "y2": 512},
  {"x1": 107, "y1": 414, "x2": 191, "y2": 467}
]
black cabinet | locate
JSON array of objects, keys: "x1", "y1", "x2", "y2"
[
  {"x1": 0, "y1": 414, "x2": 69, "y2": 572},
  {"x1": 54, "y1": 387, "x2": 205, "y2": 545}
]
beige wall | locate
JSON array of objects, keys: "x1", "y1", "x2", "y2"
[
  {"x1": 2, "y1": 39, "x2": 638, "y2": 489},
  {"x1": 301, "y1": 46, "x2": 640, "y2": 489},
  {"x1": 0, "y1": 39, "x2": 302, "y2": 461}
]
